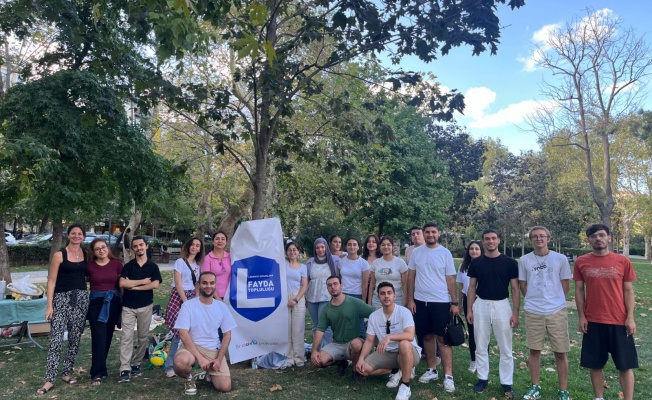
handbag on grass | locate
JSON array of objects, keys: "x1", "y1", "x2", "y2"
[{"x1": 444, "y1": 313, "x2": 466, "y2": 346}]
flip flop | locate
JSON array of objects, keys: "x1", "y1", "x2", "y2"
[
  {"x1": 61, "y1": 376, "x2": 77, "y2": 384},
  {"x1": 91, "y1": 377, "x2": 102, "y2": 386}
]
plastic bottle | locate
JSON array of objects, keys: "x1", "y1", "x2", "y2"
[{"x1": 251, "y1": 359, "x2": 258, "y2": 370}]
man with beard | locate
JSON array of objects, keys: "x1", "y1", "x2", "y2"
[
  {"x1": 466, "y1": 229, "x2": 519, "y2": 398},
  {"x1": 118, "y1": 236, "x2": 162, "y2": 383},
  {"x1": 405, "y1": 222, "x2": 457, "y2": 392},
  {"x1": 356, "y1": 282, "x2": 421, "y2": 400},
  {"x1": 311, "y1": 276, "x2": 375, "y2": 379},
  {"x1": 574, "y1": 224, "x2": 637, "y2": 400},
  {"x1": 173, "y1": 271, "x2": 236, "y2": 396}
]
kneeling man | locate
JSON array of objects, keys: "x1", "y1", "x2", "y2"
[
  {"x1": 356, "y1": 282, "x2": 421, "y2": 400},
  {"x1": 174, "y1": 271, "x2": 237, "y2": 396},
  {"x1": 311, "y1": 275, "x2": 375, "y2": 378}
]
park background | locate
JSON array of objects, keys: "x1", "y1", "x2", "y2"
[{"x1": 0, "y1": 1, "x2": 651, "y2": 398}]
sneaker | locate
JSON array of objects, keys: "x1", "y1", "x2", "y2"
[
  {"x1": 418, "y1": 369, "x2": 438, "y2": 383},
  {"x1": 410, "y1": 367, "x2": 415, "y2": 379},
  {"x1": 523, "y1": 384, "x2": 542, "y2": 400},
  {"x1": 119, "y1": 370, "x2": 130, "y2": 383},
  {"x1": 130, "y1": 365, "x2": 142, "y2": 377},
  {"x1": 473, "y1": 379, "x2": 488, "y2": 393},
  {"x1": 387, "y1": 370, "x2": 402, "y2": 388},
  {"x1": 444, "y1": 376, "x2": 455, "y2": 393},
  {"x1": 395, "y1": 383, "x2": 412, "y2": 400},
  {"x1": 165, "y1": 369, "x2": 176, "y2": 378},
  {"x1": 336, "y1": 360, "x2": 347, "y2": 377},
  {"x1": 194, "y1": 371, "x2": 210, "y2": 382},
  {"x1": 557, "y1": 390, "x2": 570, "y2": 400},
  {"x1": 468, "y1": 361, "x2": 477, "y2": 373},
  {"x1": 503, "y1": 384, "x2": 516, "y2": 399},
  {"x1": 184, "y1": 379, "x2": 197, "y2": 396}
]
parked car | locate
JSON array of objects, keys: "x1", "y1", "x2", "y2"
[
  {"x1": 4, "y1": 232, "x2": 17, "y2": 245},
  {"x1": 17, "y1": 233, "x2": 52, "y2": 245}
]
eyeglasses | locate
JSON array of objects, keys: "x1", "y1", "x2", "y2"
[
  {"x1": 94, "y1": 246, "x2": 108, "y2": 252},
  {"x1": 386, "y1": 320, "x2": 391, "y2": 334},
  {"x1": 531, "y1": 235, "x2": 549, "y2": 240}
]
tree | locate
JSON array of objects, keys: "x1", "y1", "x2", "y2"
[
  {"x1": 118, "y1": 0, "x2": 525, "y2": 219},
  {"x1": 529, "y1": 8, "x2": 652, "y2": 236}
]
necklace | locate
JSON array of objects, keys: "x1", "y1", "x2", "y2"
[
  {"x1": 533, "y1": 250, "x2": 549, "y2": 269},
  {"x1": 68, "y1": 246, "x2": 82, "y2": 262}
]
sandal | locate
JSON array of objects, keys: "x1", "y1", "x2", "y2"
[
  {"x1": 61, "y1": 375, "x2": 77, "y2": 384},
  {"x1": 91, "y1": 376, "x2": 102, "y2": 386},
  {"x1": 36, "y1": 385, "x2": 52, "y2": 395}
]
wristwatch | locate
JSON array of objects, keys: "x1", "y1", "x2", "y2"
[{"x1": 450, "y1": 302, "x2": 459, "y2": 306}]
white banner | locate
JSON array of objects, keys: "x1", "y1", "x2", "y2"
[{"x1": 225, "y1": 218, "x2": 288, "y2": 364}]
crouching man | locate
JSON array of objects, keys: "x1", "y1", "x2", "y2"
[
  {"x1": 356, "y1": 282, "x2": 421, "y2": 400},
  {"x1": 173, "y1": 271, "x2": 236, "y2": 396}
]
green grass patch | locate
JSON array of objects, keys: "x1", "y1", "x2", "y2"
[{"x1": 1, "y1": 264, "x2": 650, "y2": 399}]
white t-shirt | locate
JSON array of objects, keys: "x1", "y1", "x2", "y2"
[
  {"x1": 408, "y1": 245, "x2": 456, "y2": 302},
  {"x1": 518, "y1": 250, "x2": 572, "y2": 315},
  {"x1": 370, "y1": 257, "x2": 408, "y2": 306},
  {"x1": 456, "y1": 268, "x2": 471, "y2": 295},
  {"x1": 340, "y1": 257, "x2": 370, "y2": 295},
  {"x1": 366, "y1": 305, "x2": 421, "y2": 354},
  {"x1": 174, "y1": 297, "x2": 237, "y2": 349},
  {"x1": 286, "y1": 262, "x2": 307, "y2": 293},
  {"x1": 172, "y1": 258, "x2": 200, "y2": 291}
]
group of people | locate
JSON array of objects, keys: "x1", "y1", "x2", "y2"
[{"x1": 36, "y1": 222, "x2": 638, "y2": 400}]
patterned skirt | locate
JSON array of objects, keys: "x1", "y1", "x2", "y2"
[{"x1": 165, "y1": 288, "x2": 196, "y2": 337}]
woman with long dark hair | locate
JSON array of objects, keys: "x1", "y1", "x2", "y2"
[
  {"x1": 457, "y1": 240, "x2": 484, "y2": 373},
  {"x1": 164, "y1": 237, "x2": 204, "y2": 377},
  {"x1": 305, "y1": 237, "x2": 340, "y2": 349},
  {"x1": 285, "y1": 242, "x2": 308, "y2": 366},
  {"x1": 86, "y1": 237, "x2": 123, "y2": 385},
  {"x1": 329, "y1": 235, "x2": 347, "y2": 258},
  {"x1": 362, "y1": 234, "x2": 381, "y2": 304},
  {"x1": 37, "y1": 224, "x2": 90, "y2": 395},
  {"x1": 369, "y1": 236, "x2": 408, "y2": 306},
  {"x1": 201, "y1": 231, "x2": 231, "y2": 299}
]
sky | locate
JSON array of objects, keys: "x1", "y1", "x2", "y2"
[{"x1": 394, "y1": 1, "x2": 652, "y2": 154}]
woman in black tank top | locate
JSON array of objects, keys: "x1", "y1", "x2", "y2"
[{"x1": 37, "y1": 224, "x2": 90, "y2": 395}]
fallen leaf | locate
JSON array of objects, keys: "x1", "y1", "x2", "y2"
[
  {"x1": 545, "y1": 367, "x2": 555, "y2": 372},
  {"x1": 619, "y1": 391, "x2": 625, "y2": 399},
  {"x1": 639, "y1": 313, "x2": 647, "y2": 317},
  {"x1": 269, "y1": 384, "x2": 282, "y2": 392},
  {"x1": 604, "y1": 381, "x2": 609, "y2": 388},
  {"x1": 519, "y1": 362, "x2": 527, "y2": 370},
  {"x1": 12, "y1": 346, "x2": 22, "y2": 350}
]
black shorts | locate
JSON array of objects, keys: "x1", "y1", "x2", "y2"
[
  {"x1": 580, "y1": 322, "x2": 638, "y2": 371},
  {"x1": 414, "y1": 300, "x2": 450, "y2": 338}
]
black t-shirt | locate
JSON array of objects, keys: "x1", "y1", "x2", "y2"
[
  {"x1": 467, "y1": 254, "x2": 518, "y2": 301},
  {"x1": 121, "y1": 258, "x2": 162, "y2": 309}
]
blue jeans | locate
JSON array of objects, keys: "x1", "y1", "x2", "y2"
[
  {"x1": 164, "y1": 336, "x2": 180, "y2": 372},
  {"x1": 306, "y1": 300, "x2": 332, "y2": 350}
]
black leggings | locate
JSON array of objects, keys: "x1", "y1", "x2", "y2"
[{"x1": 462, "y1": 294, "x2": 476, "y2": 361}]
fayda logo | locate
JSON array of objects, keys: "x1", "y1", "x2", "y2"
[{"x1": 229, "y1": 256, "x2": 282, "y2": 322}]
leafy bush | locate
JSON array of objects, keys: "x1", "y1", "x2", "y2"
[{"x1": 8, "y1": 245, "x2": 52, "y2": 267}]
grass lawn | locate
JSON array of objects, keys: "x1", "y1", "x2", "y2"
[{"x1": 0, "y1": 261, "x2": 650, "y2": 399}]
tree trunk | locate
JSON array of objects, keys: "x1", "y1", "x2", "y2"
[
  {"x1": 0, "y1": 213, "x2": 11, "y2": 283},
  {"x1": 622, "y1": 220, "x2": 630, "y2": 257},
  {"x1": 196, "y1": 190, "x2": 210, "y2": 241},
  {"x1": 123, "y1": 204, "x2": 142, "y2": 263},
  {"x1": 49, "y1": 219, "x2": 64, "y2": 263},
  {"x1": 38, "y1": 214, "x2": 49, "y2": 233},
  {"x1": 645, "y1": 235, "x2": 652, "y2": 262},
  {"x1": 217, "y1": 186, "x2": 253, "y2": 251}
]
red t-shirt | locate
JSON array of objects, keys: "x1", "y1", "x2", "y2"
[
  {"x1": 573, "y1": 252, "x2": 636, "y2": 325},
  {"x1": 87, "y1": 259, "x2": 124, "y2": 291}
]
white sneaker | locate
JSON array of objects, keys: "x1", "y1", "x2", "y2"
[
  {"x1": 411, "y1": 367, "x2": 415, "y2": 379},
  {"x1": 444, "y1": 376, "x2": 455, "y2": 393},
  {"x1": 165, "y1": 369, "x2": 176, "y2": 378},
  {"x1": 468, "y1": 361, "x2": 477, "y2": 373},
  {"x1": 395, "y1": 383, "x2": 412, "y2": 400},
  {"x1": 418, "y1": 369, "x2": 438, "y2": 383},
  {"x1": 387, "y1": 370, "x2": 402, "y2": 388}
]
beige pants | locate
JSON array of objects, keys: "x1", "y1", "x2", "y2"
[
  {"x1": 119, "y1": 304, "x2": 153, "y2": 371},
  {"x1": 288, "y1": 292, "x2": 306, "y2": 365}
]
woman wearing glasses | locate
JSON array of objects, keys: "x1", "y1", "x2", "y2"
[
  {"x1": 85, "y1": 237, "x2": 124, "y2": 386},
  {"x1": 201, "y1": 231, "x2": 231, "y2": 299},
  {"x1": 163, "y1": 237, "x2": 204, "y2": 377}
]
